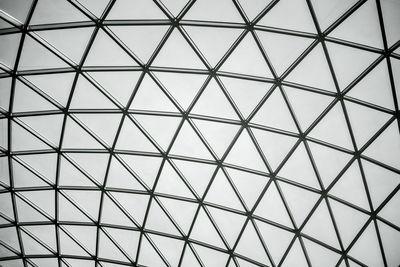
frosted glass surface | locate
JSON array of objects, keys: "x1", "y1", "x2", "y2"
[{"x1": 0, "y1": 1, "x2": 399, "y2": 267}]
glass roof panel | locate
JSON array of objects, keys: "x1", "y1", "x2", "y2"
[{"x1": 1, "y1": 1, "x2": 399, "y2": 266}]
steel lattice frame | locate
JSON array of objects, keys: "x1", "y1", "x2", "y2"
[{"x1": 0, "y1": 0, "x2": 399, "y2": 267}]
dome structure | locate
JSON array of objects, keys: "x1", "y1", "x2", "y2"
[{"x1": 0, "y1": 0, "x2": 400, "y2": 266}]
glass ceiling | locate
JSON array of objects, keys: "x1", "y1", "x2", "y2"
[{"x1": 0, "y1": 0, "x2": 399, "y2": 266}]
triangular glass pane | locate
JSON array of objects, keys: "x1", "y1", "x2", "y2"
[
  {"x1": 278, "y1": 142, "x2": 321, "y2": 189},
  {"x1": 13, "y1": 159, "x2": 49, "y2": 188},
  {"x1": 285, "y1": 44, "x2": 336, "y2": 92},
  {"x1": 155, "y1": 161, "x2": 195, "y2": 199},
  {"x1": 59, "y1": 157, "x2": 97, "y2": 187},
  {"x1": 59, "y1": 228, "x2": 91, "y2": 257},
  {"x1": 329, "y1": 0, "x2": 383, "y2": 48},
  {"x1": 281, "y1": 238, "x2": 308, "y2": 267},
  {"x1": 155, "y1": 71, "x2": 207, "y2": 110},
  {"x1": 62, "y1": 117, "x2": 103, "y2": 149},
  {"x1": 238, "y1": 0, "x2": 272, "y2": 21},
  {"x1": 103, "y1": 227, "x2": 139, "y2": 260},
  {"x1": 251, "y1": 88, "x2": 298, "y2": 132},
  {"x1": 349, "y1": 222, "x2": 385, "y2": 267},
  {"x1": 347, "y1": 61, "x2": 394, "y2": 109},
  {"x1": 205, "y1": 169, "x2": 244, "y2": 211},
  {"x1": 21, "y1": 230, "x2": 52, "y2": 255},
  {"x1": 208, "y1": 206, "x2": 246, "y2": 247},
  {"x1": 225, "y1": 130, "x2": 267, "y2": 172},
  {"x1": 193, "y1": 119, "x2": 240, "y2": 158},
  {"x1": 11, "y1": 121, "x2": 51, "y2": 152},
  {"x1": 149, "y1": 234, "x2": 184, "y2": 266},
  {"x1": 302, "y1": 200, "x2": 340, "y2": 248},
  {"x1": 15, "y1": 195, "x2": 49, "y2": 222},
  {"x1": 362, "y1": 159, "x2": 399, "y2": 209},
  {"x1": 169, "y1": 120, "x2": 213, "y2": 160},
  {"x1": 110, "y1": 25, "x2": 169, "y2": 63},
  {"x1": 62, "y1": 225, "x2": 96, "y2": 255},
  {"x1": 220, "y1": 34, "x2": 273, "y2": 78},
  {"x1": 37, "y1": 27, "x2": 93, "y2": 63},
  {"x1": 111, "y1": 192, "x2": 149, "y2": 226},
  {"x1": 0, "y1": 78, "x2": 11, "y2": 112},
  {"x1": 152, "y1": 29, "x2": 205, "y2": 69},
  {"x1": 190, "y1": 207, "x2": 226, "y2": 249},
  {"x1": 184, "y1": 26, "x2": 242, "y2": 66},
  {"x1": 326, "y1": 41, "x2": 378, "y2": 90},
  {"x1": 379, "y1": 189, "x2": 400, "y2": 227},
  {"x1": 158, "y1": 196, "x2": 197, "y2": 235},
  {"x1": 16, "y1": 153, "x2": 57, "y2": 184},
  {"x1": 70, "y1": 75, "x2": 117, "y2": 109},
  {"x1": 0, "y1": 119, "x2": 7, "y2": 151},
  {"x1": 308, "y1": 141, "x2": 352, "y2": 188},
  {"x1": 183, "y1": 0, "x2": 243, "y2": 23},
  {"x1": 24, "y1": 73, "x2": 74, "y2": 107},
  {"x1": 227, "y1": 167, "x2": 268, "y2": 210},
  {"x1": 0, "y1": 33, "x2": 21, "y2": 69},
  {"x1": 256, "y1": 220, "x2": 294, "y2": 264},
  {"x1": 145, "y1": 200, "x2": 180, "y2": 236},
  {"x1": 172, "y1": 159, "x2": 216, "y2": 197},
  {"x1": 115, "y1": 118, "x2": 158, "y2": 153},
  {"x1": 284, "y1": 86, "x2": 333, "y2": 131},
  {"x1": 30, "y1": 0, "x2": 88, "y2": 25},
  {"x1": 330, "y1": 162, "x2": 370, "y2": 210},
  {"x1": 254, "y1": 183, "x2": 293, "y2": 228},
  {"x1": 13, "y1": 80, "x2": 58, "y2": 113},
  {"x1": 19, "y1": 114, "x2": 63, "y2": 146},
  {"x1": 63, "y1": 190, "x2": 101, "y2": 220},
  {"x1": 381, "y1": 0, "x2": 400, "y2": 47},
  {"x1": 345, "y1": 100, "x2": 391, "y2": 147},
  {"x1": 235, "y1": 222, "x2": 271, "y2": 265},
  {"x1": 329, "y1": 198, "x2": 369, "y2": 248},
  {"x1": 257, "y1": 31, "x2": 313, "y2": 75},
  {"x1": 191, "y1": 78, "x2": 239, "y2": 120},
  {"x1": 75, "y1": 113, "x2": 121, "y2": 146},
  {"x1": 310, "y1": 0, "x2": 357, "y2": 31},
  {"x1": 19, "y1": 190, "x2": 55, "y2": 218},
  {"x1": 257, "y1": 0, "x2": 316, "y2": 33},
  {"x1": 137, "y1": 236, "x2": 167, "y2": 267},
  {"x1": 119, "y1": 154, "x2": 163, "y2": 189},
  {"x1": 252, "y1": 128, "x2": 298, "y2": 171},
  {"x1": 99, "y1": 231, "x2": 132, "y2": 262},
  {"x1": 88, "y1": 71, "x2": 142, "y2": 107},
  {"x1": 160, "y1": 0, "x2": 189, "y2": 16},
  {"x1": 279, "y1": 181, "x2": 320, "y2": 226},
  {"x1": 221, "y1": 76, "x2": 270, "y2": 118},
  {"x1": 59, "y1": 193, "x2": 92, "y2": 222},
  {"x1": 129, "y1": 74, "x2": 178, "y2": 112},
  {"x1": 66, "y1": 153, "x2": 109, "y2": 184},
  {"x1": 308, "y1": 103, "x2": 354, "y2": 150},
  {"x1": 23, "y1": 225, "x2": 57, "y2": 252},
  {"x1": 0, "y1": 226, "x2": 19, "y2": 254},
  {"x1": 0, "y1": 0, "x2": 32, "y2": 23},
  {"x1": 106, "y1": 0, "x2": 167, "y2": 20},
  {"x1": 98, "y1": 231, "x2": 130, "y2": 262},
  {"x1": 193, "y1": 243, "x2": 229, "y2": 267},
  {"x1": 134, "y1": 114, "x2": 180, "y2": 151},
  {"x1": 76, "y1": 0, "x2": 109, "y2": 17},
  {"x1": 303, "y1": 239, "x2": 341, "y2": 267},
  {"x1": 363, "y1": 120, "x2": 400, "y2": 170},
  {"x1": 378, "y1": 221, "x2": 400, "y2": 267},
  {"x1": 85, "y1": 29, "x2": 138, "y2": 66},
  {"x1": 105, "y1": 157, "x2": 145, "y2": 190}
]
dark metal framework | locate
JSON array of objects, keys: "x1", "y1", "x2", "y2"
[{"x1": 0, "y1": 0, "x2": 399, "y2": 266}]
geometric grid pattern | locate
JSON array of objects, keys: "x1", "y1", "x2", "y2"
[{"x1": 0, "y1": 0, "x2": 400, "y2": 266}]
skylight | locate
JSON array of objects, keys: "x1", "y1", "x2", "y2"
[{"x1": 0, "y1": 0, "x2": 399, "y2": 267}]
